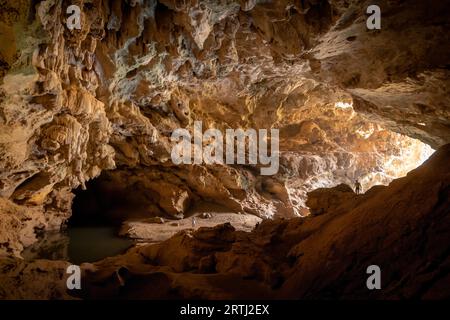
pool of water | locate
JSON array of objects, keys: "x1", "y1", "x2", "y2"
[
  {"x1": 67, "y1": 227, "x2": 133, "y2": 264},
  {"x1": 23, "y1": 227, "x2": 133, "y2": 264}
]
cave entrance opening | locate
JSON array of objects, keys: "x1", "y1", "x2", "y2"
[
  {"x1": 23, "y1": 175, "x2": 134, "y2": 264},
  {"x1": 294, "y1": 101, "x2": 436, "y2": 215},
  {"x1": 69, "y1": 175, "x2": 127, "y2": 228},
  {"x1": 64, "y1": 176, "x2": 134, "y2": 264}
]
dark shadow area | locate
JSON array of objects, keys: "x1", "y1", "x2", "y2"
[
  {"x1": 69, "y1": 175, "x2": 127, "y2": 227},
  {"x1": 24, "y1": 175, "x2": 134, "y2": 264},
  {"x1": 69, "y1": 170, "x2": 167, "y2": 226},
  {"x1": 66, "y1": 176, "x2": 134, "y2": 264}
]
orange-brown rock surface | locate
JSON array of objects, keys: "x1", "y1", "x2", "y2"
[
  {"x1": 2, "y1": 143, "x2": 448, "y2": 299},
  {"x1": 73, "y1": 143, "x2": 450, "y2": 299},
  {"x1": 0, "y1": 0, "x2": 449, "y2": 299}
]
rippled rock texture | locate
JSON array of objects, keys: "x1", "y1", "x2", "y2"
[
  {"x1": 0, "y1": 0, "x2": 449, "y2": 299},
  {"x1": 78, "y1": 145, "x2": 450, "y2": 299},
  {"x1": 1, "y1": 0, "x2": 445, "y2": 257},
  {"x1": 1, "y1": 143, "x2": 448, "y2": 299}
]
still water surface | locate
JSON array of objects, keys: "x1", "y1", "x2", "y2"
[{"x1": 23, "y1": 227, "x2": 133, "y2": 264}]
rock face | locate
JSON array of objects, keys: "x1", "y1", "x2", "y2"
[
  {"x1": 0, "y1": 0, "x2": 443, "y2": 257},
  {"x1": 70, "y1": 144, "x2": 450, "y2": 299},
  {"x1": 2, "y1": 144, "x2": 446, "y2": 300},
  {"x1": 0, "y1": 0, "x2": 449, "y2": 299},
  {"x1": 0, "y1": 257, "x2": 72, "y2": 300}
]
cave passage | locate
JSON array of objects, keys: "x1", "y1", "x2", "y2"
[
  {"x1": 23, "y1": 178, "x2": 134, "y2": 265},
  {"x1": 23, "y1": 138, "x2": 435, "y2": 265},
  {"x1": 64, "y1": 178, "x2": 134, "y2": 264},
  {"x1": 69, "y1": 174, "x2": 129, "y2": 227}
]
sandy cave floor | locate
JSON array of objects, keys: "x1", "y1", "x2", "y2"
[{"x1": 120, "y1": 212, "x2": 262, "y2": 243}]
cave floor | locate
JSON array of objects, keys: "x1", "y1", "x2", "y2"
[
  {"x1": 23, "y1": 210, "x2": 262, "y2": 264},
  {"x1": 120, "y1": 212, "x2": 262, "y2": 243}
]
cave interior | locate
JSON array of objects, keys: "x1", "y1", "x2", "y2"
[{"x1": 0, "y1": 0, "x2": 449, "y2": 300}]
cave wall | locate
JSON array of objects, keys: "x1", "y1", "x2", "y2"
[
  {"x1": 0, "y1": 0, "x2": 449, "y2": 257},
  {"x1": 2, "y1": 143, "x2": 447, "y2": 299}
]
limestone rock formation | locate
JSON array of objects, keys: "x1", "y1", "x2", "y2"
[
  {"x1": 1, "y1": 0, "x2": 442, "y2": 256},
  {"x1": 72, "y1": 144, "x2": 450, "y2": 299},
  {"x1": 1, "y1": 143, "x2": 444, "y2": 299},
  {"x1": 0, "y1": 257, "x2": 73, "y2": 299},
  {"x1": 0, "y1": 0, "x2": 449, "y2": 300}
]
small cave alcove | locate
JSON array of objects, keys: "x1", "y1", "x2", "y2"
[
  {"x1": 65, "y1": 175, "x2": 134, "y2": 264},
  {"x1": 69, "y1": 176, "x2": 126, "y2": 228},
  {"x1": 23, "y1": 174, "x2": 135, "y2": 265}
]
